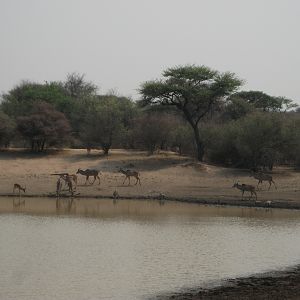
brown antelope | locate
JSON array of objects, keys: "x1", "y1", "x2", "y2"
[
  {"x1": 61, "y1": 175, "x2": 75, "y2": 194},
  {"x1": 56, "y1": 177, "x2": 63, "y2": 197},
  {"x1": 76, "y1": 169, "x2": 101, "y2": 185},
  {"x1": 119, "y1": 168, "x2": 141, "y2": 185},
  {"x1": 13, "y1": 183, "x2": 26, "y2": 195},
  {"x1": 65, "y1": 174, "x2": 77, "y2": 188},
  {"x1": 233, "y1": 182, "x2": 257, "y2": 200},
  {"x1": 51, "y1": 173, "x2": 77, "y2": 192},
  {"x1": 250, "y1": 171, "x2": 277, "y2": 190},
  {"x1": 113, "y1": 190, "x2": 119, "y2": 200}
]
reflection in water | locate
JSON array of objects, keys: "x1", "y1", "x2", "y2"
[
  {"x1": 1, "y1": 198, "x2": 300, "y2": 300},
  {"x1": 12, "y1": 196, "x2": 25, "y2": 209},
  {"x1": 56, "y1": 197, "x2": 76, "y2": 214},
  {"x1": 159, "y1": 199, "x2": 165, "y2": 206}
]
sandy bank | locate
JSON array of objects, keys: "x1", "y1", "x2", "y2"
[
  {"x1": 2, "y1": 149, "x2": 300, "y2": 299},
  {"x1": 0, "y1": 148, "x2": 299, "y2": 209}
]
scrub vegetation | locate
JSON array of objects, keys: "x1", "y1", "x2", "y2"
[{"x1": 0, "y1": 66, "x2": 299, "y2": 170}]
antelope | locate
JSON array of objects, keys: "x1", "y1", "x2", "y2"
[
  {"x1": 233, "y1": 182, "x2": 257, "y2": 200},
  {"x1": 61, "y1": 175, "x2": 75, "y2": 194},
  {"x1": 56, "y1": 177, "x2": 63, "y2": 197},
  {"x1": 51, "y1": 173, "x2": 77, "y2": 191},
  {"x1": 65, "y1": 174, "x2": 77, "y2": 189},
  {"x1": 250, "y1": 171, "x2": 277, "y2": 190},
  {"x1": 113, "y1": 190, "x2": 119, "y2": 199},
  {"x1": 76, "y1": 169, "x2": 101, "y2": 185},
  {"x1": 119, "y1": 168, "x2": 141, "y2": 185},
  {"x1": 13, "y1": 183, "x2": 26, "y2": 195},
  {"x1": 55, "y1": 177, "x2": 75, "y2": 197}
]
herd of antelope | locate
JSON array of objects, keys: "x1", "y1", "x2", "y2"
[
  {"x1": 12, "y1": 167, "x2": 141, "y2": 198},
  {"x1": 233, "y1": 170, "x2": 277, "y2": 201},
  {"x1": 53, "y1": 168, "x2": 141, "y2": 197},
  {"x1": 12, "y1": 163, "x2": 275, "y2": 202}
]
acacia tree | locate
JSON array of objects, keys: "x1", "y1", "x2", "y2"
[
  {"x1": 232, "y1": 91, "x2": 297, "y2": 112},
  {"x1": 139, "y1": 65, "x2": 243, "y2": 161}
]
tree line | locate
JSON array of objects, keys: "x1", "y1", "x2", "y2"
[{"x1": 0, "y1": 66, "x2": 299, "y2": 169}]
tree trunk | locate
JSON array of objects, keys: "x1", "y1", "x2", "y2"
[
  {"x1": 192, "y1": 125, "x2": 204, "y2": 161},
  {"x1": 178, "y1": 144, "x2": 182, "y2": 156},
  {"x1": 182, "y1": 108, "x2": 205, "y2": 161},
  {"x1": 41, "y1": 139, "x2": 46, "y2": 151}
]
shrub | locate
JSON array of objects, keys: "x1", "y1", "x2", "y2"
[{"x1": 17, "y1": 102, "x2": 71, "y2": 152}]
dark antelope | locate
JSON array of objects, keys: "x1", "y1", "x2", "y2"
[
  {"x1": 76, "y1": 169, "x2": 101, "y2": 185},
  {"x1": 13, "y1": 183, "x2": 26, "y2": 195},
  {"x1": 233, "y1": 182, "x2": 257, "y2": 200},
  {"x1": 250, "y1": 171, "x2": 277, "y2": 190},
  {"x1": 119, "y1": 168, "x2": 141, "y2": 185}
]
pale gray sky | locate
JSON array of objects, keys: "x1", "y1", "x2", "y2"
[{"x1": 0, "y1": 0, "x2": 299, "y2": 103}]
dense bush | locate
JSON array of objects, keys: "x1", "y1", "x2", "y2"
[
  {"x1": 79, "y1": 95, "x2": 137, "y2": 154},
  {"x1": 1, "y1": 69, "x2": 299, "y2": 169},
  {"x1": 17, "y1": 102, "x2": 71, "y2": 152},
  {"x1": 203, "y1": 112, "x2": 297, "y2": 168},
  {"x1": 0, "y1": 111, "x2": 16, "y2": 148},
  {"x1": 131, "y1": 113, "x2": 174, "y2": 154}
]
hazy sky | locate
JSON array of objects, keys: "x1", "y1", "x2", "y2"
[{"x1": 1, "y1": 0, "x2": 299, "y2": 103}]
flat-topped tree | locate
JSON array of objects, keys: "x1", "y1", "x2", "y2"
[
  {"x1": 231, "y1": 91, "x2": 297, "y2": 112},
  {"x1": 139, "y1": 65, "x2": 243, "y2": 161}
]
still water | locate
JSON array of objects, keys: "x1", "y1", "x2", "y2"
[{"x1": 1, "y1": 198, "x2": 300, "y2": 300}]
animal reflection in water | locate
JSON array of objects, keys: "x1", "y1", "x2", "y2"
[
  {"x1": 53, "y1": 174, "x2": 77, "y2": 197},
  {"x1": 113, "y1": 190, "x2": 119, "y2": 204},
  {"x1": 13, "y1": 197, "x2": 25, "y2": 208},
  {"x1": 12, "y1": 183, "x2": 26, "y2": 208},
  {"x1": 56, "y1": 197, "x2": 76, "y2": 213},
  {"x1": 54, "y1": 174, "x2": 77, "y2": 212}
]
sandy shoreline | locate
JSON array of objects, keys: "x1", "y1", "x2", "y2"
[
  {"x1": 1, "y1": 148, "x2": 300, "y2": 299},
  {"x1": 0, "y1": 148, "x2": 299, "y2": 207},
  {"x1": 2, "y1": 193, "x2": 300, "y2": 211}
]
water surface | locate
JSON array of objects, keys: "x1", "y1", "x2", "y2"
[{"x1": 1, "y1": 198, "x2": 300, "y2": 300}]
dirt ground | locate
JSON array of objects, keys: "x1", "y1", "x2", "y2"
[{"x1": 0, "y1": 148, "x2": 299, "y2": 207}]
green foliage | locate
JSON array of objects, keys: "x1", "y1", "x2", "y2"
[
  {"x1": 64, "y1": 72, "x2": 97, "y2": 99},
  {"x1": 233, "y1": 91, "x2": 298, "y2": 112},
  {"x1": 1, "y1": 81, "x2": 70, "y2": 118},
  {"x1": 279, "y1": 114, "x2": 300, "y2": 168},
  {"x1": 0, "y1": 111, "x2": 16, "y2": 147},
  {"x1": 79, "y1": 95, "x2": 137, "y2": 154},
  {"x1": 234, "y1": 113, "x2": 284, "y2": 168},
  {"x1": 170, "y1": 122, "x2": 194, "y2": 155},
  {"x1": 223, "y1": 97, "x2": 254, "y2": 120},
  {"x1": 1, "y1": 70, "x2": 299, "y2": 169},
  {"x1": 17, "y1": 102, "x2": 71, "y2": 152},
  {"x1": 202, "y1": 122, "x2": 238, "y2": 164},
  {"x1": 132, "y1": 113, "x2": 175, "y2": 154},
  {"x1": 139, "y1": 64, "x2": 243, "y2": 161},
  {"x1": 204, "y1": 112, "x2": 295, "y2": 168}
]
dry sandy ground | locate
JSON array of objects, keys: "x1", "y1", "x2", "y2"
[{"x1": 0, "y1": 148, "x2": 299, "y2": 207}]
